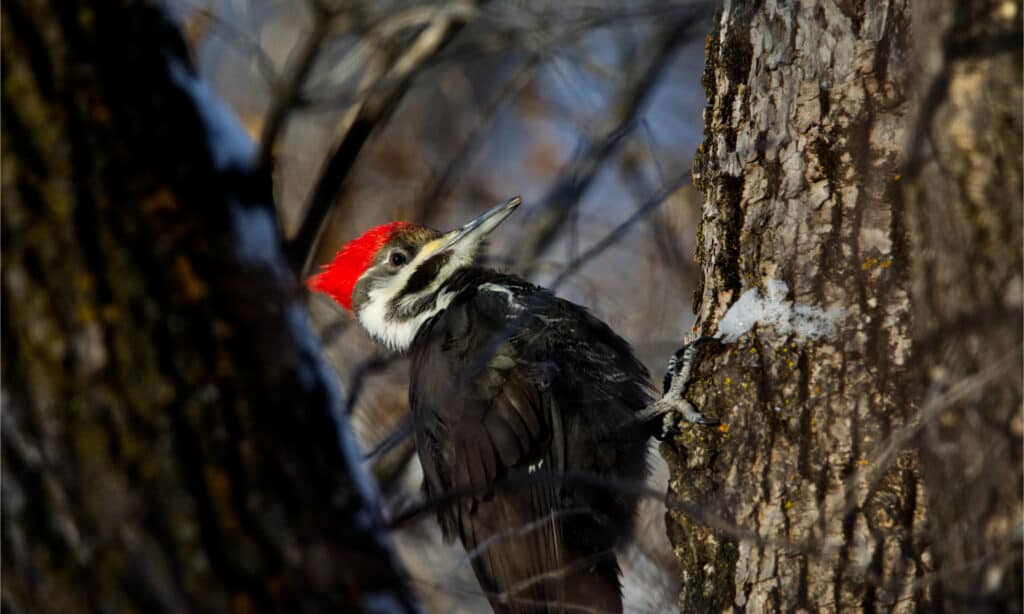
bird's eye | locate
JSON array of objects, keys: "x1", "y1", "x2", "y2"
[{"x1": 388, "y1": 251, "x2": 408, "y2": 267}]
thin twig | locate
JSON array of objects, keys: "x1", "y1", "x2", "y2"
[
  {"x1": 412, "y1": 53, "x2": 544, "y2": 223},
  {"x1": 386, "y1": 467, "x2": 764, "y2": 547},
  {"x1": 255, "y1": 1, "x2": 337, "y2": 171},
  {"x1": 287, "y1": 5, "x2": 474, "y2": 276},
  {"x1": 513, "y1": 15, "x2": 705, "y2": 274},
  {"x1": 363, "y1": 413, "x2": 415, "y2": 460},
  {"x1": 840, "y1": 346, "x2": 1023, "y2": 513},
  {"x1": 345, "y1": 351, "x2": 401, "y2": 413},
  {"x1": 549, "y1": 172, "x2": 691, "y2": 291},
  {"x1": 454, "y1": 506, "x2": 592, "y2": 570}
]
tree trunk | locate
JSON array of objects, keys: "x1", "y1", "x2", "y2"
[
  {"x1": 1, "y1": 1, "x2": 416, "y2": 612},
  {"x1": 663, "y1": 1, "x2": 1020, "y2": 612}
]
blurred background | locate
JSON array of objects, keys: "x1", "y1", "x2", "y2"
[{"x1": 165, "y1": 1, "x2": 713, "y2": 610}]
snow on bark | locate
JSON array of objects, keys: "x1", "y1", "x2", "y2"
[
  {"x1": 167, "y1": 59, "x2": 256, "y2": 171},
  {"x1": 229, "y1": 203, "x2": 287, "y2": 269},
  {"x1": 3, "y1": 2, "x2": 418, "y2": 610},
  {"x1": 162, "y1": 37, "x2": 411, "y2": 608},
  {"x1": 173, "y1": 51, "x2": 391, "y2": 531},
  {"x1": 715, "y1": 279, "x2": 844, "y2": 343},
  {"x1": 284, "y1": 302, "x2": 387, "y2": 526}
]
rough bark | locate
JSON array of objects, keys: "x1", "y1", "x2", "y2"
[
  {"x1": 1, "y1": 1, "x2": 417, "y2": 612},
  {"x1": 661, "y1": 1, "x2": 1019, "y2": 611}
]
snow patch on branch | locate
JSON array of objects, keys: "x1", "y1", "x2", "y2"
[
  {"x1": 166, "y1": 56, "x2": 286, "y2": 272},
  {"x1": 284, "y1": 304, "x2": 326, "y2": 390},
  {"x1": 285, "y1": 303, "x2": 382, "y2": 528},
  {"x1": 361, "y1": 593, "x2": 410, "y2": 614},
  {"x1": 230, "y1": 203, "x2": 284, "y2": 270},
  {"x1": 167, "y1": 58, "x2": 255, "y2": 170},
  {"x1": 716, "y1": 280, "x2": 844, "y2": 343},
  {"x1": 167, "y1": 52, "x2": 391, "y2": 545}
]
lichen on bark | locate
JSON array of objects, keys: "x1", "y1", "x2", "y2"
[
  {"x1": 668, "y1": 0, "x2": 1021, "y2": 611},
  {"x1": 666, "y1": 2, "x2": 937, "y2": 611}
]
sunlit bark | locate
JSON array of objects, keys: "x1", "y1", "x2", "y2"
[{"x1": 664, "y1": 1, "x2": 1020, "y2": 611}]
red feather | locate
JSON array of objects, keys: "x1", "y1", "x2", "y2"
[{"x1": 306, "y1": 222, "x2": 412, "y2": 310}]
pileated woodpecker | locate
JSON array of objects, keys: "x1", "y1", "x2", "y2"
[{"x1": 309, "y1": 197, "x2": 675, "y2": 613}]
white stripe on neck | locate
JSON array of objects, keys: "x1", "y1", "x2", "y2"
[{"x1": 358, "y1": 288, "x2": 455, "y2": 351}]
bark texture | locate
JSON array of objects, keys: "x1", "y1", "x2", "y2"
[
  {"x1": 1, "y1": 1, "x2": 416, "y2": 611},
  {"x1": 661, "y1": 0, "x2": 1019, "y2": 611}
]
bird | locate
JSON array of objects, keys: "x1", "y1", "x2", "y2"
[{"x1": 308, "y1": 197, "x2": 668, "y2": 613}]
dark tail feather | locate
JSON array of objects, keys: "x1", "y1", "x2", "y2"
[{"x1": 458, "y1": 472, "x2": 623, "y2": 614}]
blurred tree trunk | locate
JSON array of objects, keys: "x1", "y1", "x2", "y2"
[
  {"x1": 663, "y1": 1, "x2": 1020, "y2": 612},
  {"x1": 903, "y1": 0, "x2": 1022, "y2": 611},
  {"x1": 1, "y1": 1, "x2": 417, "y2": 612}
]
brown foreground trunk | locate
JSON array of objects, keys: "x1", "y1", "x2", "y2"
[
  {"x1": 663, "y1": 1, "x2": 1020, "y2": 612},
  {"x1": 2, "y1": 1, "x2": 416, "y2": 611}
]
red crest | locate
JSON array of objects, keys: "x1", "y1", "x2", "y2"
[{"x1": 306, "y1": 222, "x2": 412, "y2": 310}]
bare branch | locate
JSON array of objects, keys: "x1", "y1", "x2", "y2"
[
  {"x1": 255, "y1": 2, "x2": 337, "y2": 171},
  {"x1": 549, "y1": 171, "x2": 692, "y2": 291},
  {"x1": 287, "y1": 4, "x2": 474, "y2": 276},
  {"x1": 513, "y1": 15, "x2": 705, "y2": 274},
  {"x1": 297, "y1": 3, "x2": 712, "y2": 111},
  {"x1": 413, "y1": 53, "x2": 544, "y2": 223}
]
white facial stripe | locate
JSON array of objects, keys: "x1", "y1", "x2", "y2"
[
  {"x1": 356, "y1": 235, "x2": 475, "y2": 351},
  {"x1": 358, "y1": 289, "x2": 455, "y2": 351}
]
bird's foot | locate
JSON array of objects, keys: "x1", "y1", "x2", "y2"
[
  {"x1": 668, "y1": 398, "x2": 719, "y2": 427},
  {"x1": 645, "y1": 335, "x2": 722, "y2": 439},
  {"x1": 643, "y1": 398, "x2": 719, "y2": 440}
]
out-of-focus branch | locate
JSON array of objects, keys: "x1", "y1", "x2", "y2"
[
  {"x1": 287, "y1": 4, "x2": 476, "y2": 276},
  {"x1": 255, "y1": 1, "x2": 339, "y2": 171},
  {"x1": 297, "y1": 3, "x2": 711, "y2": 111},
  {"x1": 413, "y1": 53, "x2": 544, "y2": 224},
  {"x1": 549, "y1": 171, "x2": 691, "y2": 291},
  {"x1": 172, "y1": 0, "x2": 279, "y2": 88},
  {"x1": 406, "y1": 3, "x2": 709, "y2": 225},
  {"x1": 622, "y1": 153, "x2": 700, "y2": 293},
  {"x1": 512, "y1": 15, "x2": 705, "y2": 274}
]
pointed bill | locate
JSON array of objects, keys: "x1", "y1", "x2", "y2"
[{"x1": 439, "y1": 196, "x2": 522, "y2": 254}]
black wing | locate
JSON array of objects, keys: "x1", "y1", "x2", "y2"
[{"x1": 409, "y1": 273, "x2": 634, "y2": 613}]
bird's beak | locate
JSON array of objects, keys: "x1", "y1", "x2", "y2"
[{"x1": 438, "y1": 196, "x2": 522, "y2": 256}]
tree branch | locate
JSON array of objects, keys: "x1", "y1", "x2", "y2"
[
  {"x1": 512, "y1": 15, "x2": 705, "y2": 274},
  {"x1": 287, "y1": 4, "x2": 475, "y2": 276}
]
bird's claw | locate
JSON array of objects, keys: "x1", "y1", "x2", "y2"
[
  {"x1": 657, "y1": 398, "x2": 719, "y2": 439},
  {"x1": 650, "y1": 334, "x2": 722, "y2": 439}
]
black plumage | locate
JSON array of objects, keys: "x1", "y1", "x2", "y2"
[
  {"x1": 409, "y1": 267, "x2": 655, "y2": 614},
  {"x1": 309, "y1": 199, "x2": 666, "y2": 613}
]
